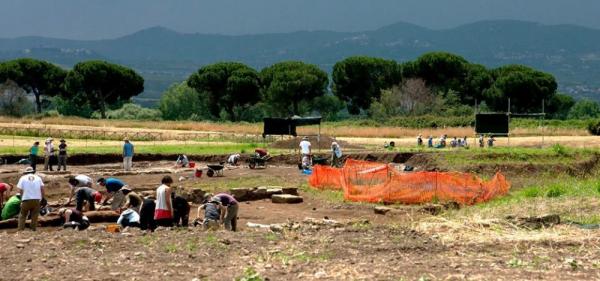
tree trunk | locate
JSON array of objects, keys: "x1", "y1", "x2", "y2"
[
  {"x1": 293, "y1": 100, "x2": 299, "y2": 116},
  {"x1": 227, "y1": 105, "x2": 237, "y2": 122},
  {"x1": 99, "y1": 92, "x2": 107, "y2": 119},
  {"x1": 34, "y1": 89, "x2": 42, "y2": 113}
]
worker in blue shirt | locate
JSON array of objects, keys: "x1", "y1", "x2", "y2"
[{"x1": 122, "y1": 138, "x2": 134, "y2": 171}]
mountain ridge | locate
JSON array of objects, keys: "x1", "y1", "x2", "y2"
[{"x1": 1, "y1": 20, "x2": 600, "y2": 105}]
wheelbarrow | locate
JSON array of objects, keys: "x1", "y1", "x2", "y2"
[
  {"x1": 247, "y1": 155, "x2": 271, "y2": 169},
  {"x1": 206, "y1": 163, "x2": 225, "y2": 177}
]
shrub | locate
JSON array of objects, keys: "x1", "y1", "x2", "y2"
[
  {"x1": 93, "y1": 103, "x2": 162, "y2": 120},
  {"x1": 588, "y1": 120, "x2": 600, "y2": 135},
  {"x1": 551, "y1": 144, "x2": 567, "y2": 156},
  {"x1": 522, "y1": 186, "x2": 541, "y2": 198},
  {"x1": 546, "y1": 184, "x2": 566, "y2": 198},
  {"x1": 0, "y1": 80, "x2": 35, "y2": 117}
]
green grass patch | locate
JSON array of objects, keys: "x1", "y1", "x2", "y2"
[
  {"x1": 545, "y1": 184, "x2": 566, "y2": 198},
  {"x1": 0, "y1": 143, "x2": 267, "y2": 156},
  {"x1": 235, "y1": 267, "x2": 264, "y2": 281},
  {"x1": 445, "y1": 174, "x2": 600, "y2": 221}
]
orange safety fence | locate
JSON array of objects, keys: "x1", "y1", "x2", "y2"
[{"x1": 308, "y1": 159, "x2": 510, "y2": 205}]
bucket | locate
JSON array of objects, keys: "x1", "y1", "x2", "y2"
[
  {"x1": 189, "y1": 162, "x2": 196, "y2": 168},
  {"x1": 106, "y1": 224, "x2": 121, "y2": 233},
  {"x1": 195, "y1": 169, "x2": 203, "y2": 178}
]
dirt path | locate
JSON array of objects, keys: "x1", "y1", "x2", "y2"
[
  {"x1": 0, "y1": 161, "x2": 599, "y2": 280},
  {"x1": 340, "y1": 135, "x2": 600, "y2": 148}
]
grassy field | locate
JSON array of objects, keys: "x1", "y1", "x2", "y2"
[
  {"x1": 0, "y1": 116, "x2": 590, "y2": 138},
  {"x1": 0, "y1": 141, "x2": 263, "y2": 155}
]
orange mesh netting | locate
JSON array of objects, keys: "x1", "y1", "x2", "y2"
[{"x1": 308, "y1": 159, "x2": 510, "y2": 205}]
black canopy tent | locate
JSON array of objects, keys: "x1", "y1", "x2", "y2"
[{"x1": 263, "y1": 116, "x2": 323, "y2": 150}]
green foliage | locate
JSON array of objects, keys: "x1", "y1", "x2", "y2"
[
  {"x1": 53, "y1": 95, "x2": 94, "y2": 118},
  {"x1": 521, "y1": 186, "x2": 541, "y2": 198},
  {"x1": 332, "y1": 56, "x2": 401, "y2": 114},
  {"x1": 235, "y1": 267, "x2": 264, "y2": 281},
  {"x1": 64, "y1": 60, "x2": 144, "y2": 118},
  {"x1": 484, "y1": 65, "x2": 557, "y2": 113},
  {"x1": 310, "y1": 95, "x2": 345, "y2": 121},
  {"x1": 260, "y1": 61, "x2": 328, "y2": 116},
  {"x1": 369, "y1": 79, "x2": 474, "y2": 121},
  {"x1": 0, "y1": 58, "x2": 67, "y2": 113},
  {"x1": 159, "y1": 82, "x2": 210, "y2": 121},
  {"x1": 569, "y1": 99, "x2": 600, "y2": 119},
  {"x1": 546, "y1": 93, "x2": 575, "y2": 119},
  {"x1": 587, "y1": 120, "x2": 600, "y2": 136},
  {"x1": 546, "y1": 184, "x2": 566, "y2": 198},
  {"x1": 551, "y1": 144, "x2": 568, "y2": 156},
  {"x1": 0, "y1": 80, "x2": 34, "y2": 117},
  {"x1": 92, "y1": 103, "x2": 161, "y2": 120},
  {"x1": 187, "y1": 62, "x2": 260, "y2": 121}
]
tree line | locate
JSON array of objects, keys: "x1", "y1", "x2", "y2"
[{"x1": 0, "y1": 53, "x2": 594, "y2": 122}]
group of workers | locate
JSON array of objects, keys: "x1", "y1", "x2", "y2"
[
  {"x1": 0, "y1": 167, "x2": 240, "y2": 232},
  {"x1": 299, "y1": 136, "x2": 343, "y2": 169},
  {"x1": 27, "y1": 138, "x2": 68, "y2": 172},
  {"x1": 27, "y1": 137, "x2": 135, "y2": 173},
  {"x1": 417, "y1": 134, "x2": 496, "y2": 148}
]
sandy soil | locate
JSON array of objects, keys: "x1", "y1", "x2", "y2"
[{"x1": 0, "y1": 161, "x2": 598, "y2": 280}]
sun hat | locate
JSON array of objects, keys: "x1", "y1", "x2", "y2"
[
  {"x1": 23, "y1": 167, "x2": 34, "y2": 174},
  {"x1": 60, "y1": 139, "x2": 66, "y2": 142},
  {"x1": 210, "y1": 196, "x2": 221, "y2": 204}
]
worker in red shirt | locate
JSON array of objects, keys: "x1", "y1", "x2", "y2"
[{"x1": 0, "y1": 183, "x2": 13, "y2": 209}]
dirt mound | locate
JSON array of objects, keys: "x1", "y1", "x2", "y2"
[{"x1": 270, "y1": 135, "x2": 363, "y2": 150}]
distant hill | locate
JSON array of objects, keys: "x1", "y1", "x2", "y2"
[{"x1": 2, "y1": 20, "x2": 600, "y2": 106}]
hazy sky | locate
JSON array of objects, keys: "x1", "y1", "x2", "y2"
[{"x1": 2, "y1": 0, "x2": 600, "y2": 39}]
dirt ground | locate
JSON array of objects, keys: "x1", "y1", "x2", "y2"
[{"x1": 0, "y1": 161, "x2": 599, "y2": 280}]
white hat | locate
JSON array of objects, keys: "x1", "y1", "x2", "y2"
[{"x1": 23, "y1": 167, "x2": 34, "y2": 174}]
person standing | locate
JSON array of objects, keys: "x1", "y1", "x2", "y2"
[
  {"x1": 122, "y1": 138, "x2": 134, "y2": 171},
  {"x1": 29, "y1": 141, "x2": 39, "y2": 172},
  {"x1": 331, "y1": 139, "x2": 343, "y2": 168},
  {"x1": 417, "y1": 135, "x2": 423, "y2": 146},
  {"x1": 479, "y1": 135, "x2": 485, "y2": 148},
  {"x1": 57, "y1": 139, "x2": 67, "y2": 171},
  {"x1": 299, "y1": 136, "x2": 312, "y2": 169},
  {"x1": 17, "y1": 167, "x2": 45, "y2": 231},
  {"x1": 43, "y1": 138, "x2": 54, "y2": 171},
  {"x1": 488, "y1": 136, "x2": 496, "y2": 147},
  {"x1": 427, "y1": 136, "x2": 433, "y2": 148},
  {"x1": 154, "y1": 176, "x2": 173, "y2": 227}
]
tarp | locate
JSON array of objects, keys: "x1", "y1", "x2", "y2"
[
  {"x1": 309, "y1": 159, "x2": 511, "y2": 205},
  {"x1": 263, "y1": 117, "x2": 321, "y2": 137},
  {"x1": 263, "y1": 118, "x2": 297, "y2": 136}
]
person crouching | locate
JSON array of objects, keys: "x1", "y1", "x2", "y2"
[
  {"x1": 74, "y1": 187, "x2": 102, "y2": 212},
  {"x1": 58, "y1": 207, "x2": 90, "y2": 231},
  {"x1": 196, "y1": 195, "x2": 224, "y2": 230}
]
